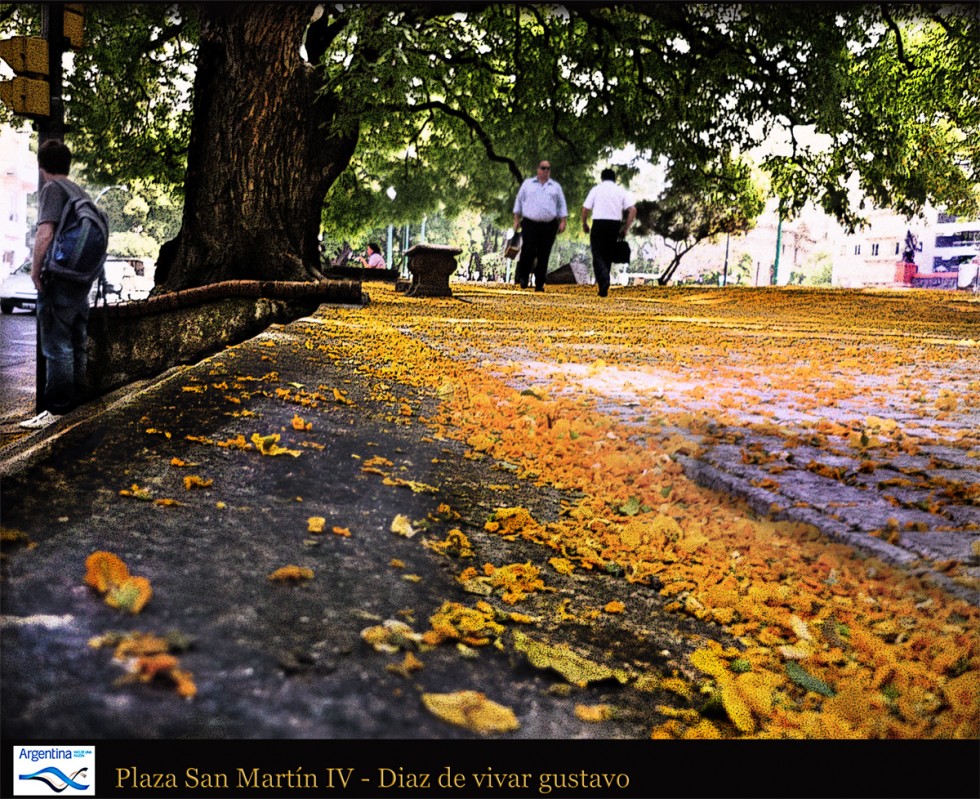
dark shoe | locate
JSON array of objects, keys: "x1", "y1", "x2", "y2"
[
  {"x1": 534, "y1": 286, "x2": 544, "y2": 292},
  {"x1": 598, "y1": 286, "x2": 609, "y2": 297}
]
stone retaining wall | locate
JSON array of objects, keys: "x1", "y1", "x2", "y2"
[{"x1": 84, "y1": 279, "x2": 361, "y2": 399}]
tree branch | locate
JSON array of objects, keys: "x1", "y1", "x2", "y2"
[
  {"x1": 392, "y1": 100, "x2": 523, "y2": 183},
  {"x1": 880, "y1": 5, "x2": 914, "y2": 70}
]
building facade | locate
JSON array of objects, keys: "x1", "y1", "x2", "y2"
[{"x1": 0, "y1": 125, "x2": 35, "y2": 278}]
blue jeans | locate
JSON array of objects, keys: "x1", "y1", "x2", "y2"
[{"x1": 38, "y1": 278, "x2": 91, "y2": 413}]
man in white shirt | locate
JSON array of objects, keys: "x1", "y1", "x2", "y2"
[
  {"x1": 512, "y1": 160, "x2": 568, "y2": 292},
  {"x1": 581, "y1": 168, "x2": 636, "y2": 297}
]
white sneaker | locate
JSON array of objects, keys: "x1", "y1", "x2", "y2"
[{"x1": 18, "y1": 410, "x2": 64, "y2": 430}]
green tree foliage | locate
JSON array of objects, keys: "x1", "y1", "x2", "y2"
[
  {"x1": 761, "y1": 4, "x2": 980, "y2": 228},
  {"x1": 2, "y1": 4, "x2": 976, "y2": 289},
  {"x1": 733, "y1": 252, "x2": 756, "y2": 286},
  {"x1": 65, "y1": 4, "x2": 195, "y2": 192},
  {"x1": 789, "y1": 250, "x2": 835, "y2": 286},
  {"x1": 322, "y1": 3, "x2": 979, "y2": 237},
  {"x1": 108, "y1": 231, "x2": 159, "y2": 260},
  {"x1": 97, "y1": 180, "x2": 182, "y2": 250},
  {"x1": 633, "y1": 155, "x2": 766, "y2": 285}
]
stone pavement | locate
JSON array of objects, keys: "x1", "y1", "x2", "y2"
[{"x1": 407, "y1": 283, "x2": 980, "y2": 603}]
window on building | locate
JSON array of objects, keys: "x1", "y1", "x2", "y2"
[
  {"x1": 895, "y1": 242, "x2": 901, "y2": 255},
  {"x1": 854, "y1": 245, "x2": 861, "y2": 255},
  {"x1": 871, "y1": 243, "x2": 879, "y2": 256}
]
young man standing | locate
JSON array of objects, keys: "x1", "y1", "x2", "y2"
[
  {"x1": 581, "y1": 167, "x2": 636, "y2": 297},
  {"x1": 20, "y1": 140, "x2": 95, "y2": 429},
  {"x1": 512, "y1": 160, "x2": 568, "y2": 292}
]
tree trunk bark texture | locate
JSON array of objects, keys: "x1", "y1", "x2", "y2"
[{"x1": 156, "y1": 4, "x2": 359, "y2": 292}]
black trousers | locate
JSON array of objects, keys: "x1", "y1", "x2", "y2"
[
  {"x1": 516, "y1": 218, "x2": 559, "y2": 289},
  {"x1": 589, "y1": 219, "x2": 620, "y2": 293}
]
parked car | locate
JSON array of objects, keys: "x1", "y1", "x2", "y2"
[
  {"x1": 0, "y1": 260, "x2": 37, "y2": 314},
  {"x1": 0, "y1": 257, "x2": 152, "y2": 314},
  {"x1": 103, "y1": 257, "x2": 154, "y2": 301}
]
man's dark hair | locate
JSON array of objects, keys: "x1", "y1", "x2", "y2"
[
  {"x1": 38, "y1": 139, "x2": 71, "y2": 175},
  {"x1": 601, "y1": 168, "x2": 616, "y2": 182}
]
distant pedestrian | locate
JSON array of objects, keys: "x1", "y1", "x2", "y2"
[
  {"x1": 358, "y1": 243, "x2": 386, "y2": 269},
  {"x1": 512, "y1": 160, "x2": 568, "y2": 292},
  {"x1": 581, "y1": 168, "x2": 636, "y2": 297},
  {"x1": 20, "y1": 140, "x2": 103, "y2": 429}
]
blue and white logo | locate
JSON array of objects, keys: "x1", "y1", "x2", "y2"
[{"x1": 12, "y1": 746, "x2": 95, "y2": 796}]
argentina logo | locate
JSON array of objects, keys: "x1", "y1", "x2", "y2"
[{"x1": 12, "y1": 747, "x2": 96, "y2": 796}]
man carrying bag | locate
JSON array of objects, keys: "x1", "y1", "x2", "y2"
[{"x1": 582, "y1": 168, "x2": 636, "y2": 298}]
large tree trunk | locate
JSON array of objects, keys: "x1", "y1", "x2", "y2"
[{"x1": 155, "y1": 4, "x2": 359, "y2": 292}]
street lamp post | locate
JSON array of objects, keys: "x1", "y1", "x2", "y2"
[
  {"x1": 385, "y1": 186, "x2": 396, "y2": 270},
  {"x1": 722, "y1": 232, "x2": 730, "y2": 287},
  {"x1": 95, "y1": 184, "x2": 128, "y2": 204}
]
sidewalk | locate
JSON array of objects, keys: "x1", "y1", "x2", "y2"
[{"x1": 2, "y1": 282, "x2": 978, "y2": 742}]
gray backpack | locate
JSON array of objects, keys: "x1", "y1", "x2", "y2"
[{"x1": 42, "y1": 179, "x2": 110, "y2": 286}]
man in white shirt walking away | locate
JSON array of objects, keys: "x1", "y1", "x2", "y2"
[
  {"x1": 581, "y1": 168, "x2": 636, "y2": 297},
  {"x1": 512, "y1": 160, "x2": 568, "y2": 292}
]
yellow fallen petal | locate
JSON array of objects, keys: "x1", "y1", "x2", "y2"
[
  {"x1": 250, "y1": 432, "x2": 302, "y2": 457},
  {"x1": 720, "y1": 680, "x2": 756, "y2": 734},
  {"x1": 390, "y1": 514, "x2": 417, "y2": 538},
  {"x1": 105, "y1": 576, "x2": 153, "y2": 614},
  {"x1": 307, "y1": 516, "x2": 326, "y2": 534},
  {"x1": 182, "y1": 475, "x2": 213, "y2": 490},
  {"x1": 267, "y1": 565, "x2": 314, "y2": 582},
  {"x1": 84, "y1": 551, "x2": 130, "y2": 593},
  {"x1": 575, "y1": 703, "x2": 617, "y2": 722},
  {"x1": 422, "y1": 691, "x2": 519, "y2": 735}
]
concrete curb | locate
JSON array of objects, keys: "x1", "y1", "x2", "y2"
[
  {"x1": 0, "y1": 363, "x2": 191, "y2": 480},
  {"x1": 676, "y1": 454, "x2": 978, "y2": 606}
]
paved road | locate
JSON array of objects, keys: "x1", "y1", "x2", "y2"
[{"x1": 0, "y1": 312, "x2": 37, "y2": 425}]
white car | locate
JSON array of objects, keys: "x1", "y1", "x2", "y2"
[
  {"x1": 0, "y1": 257, "x2": 151, "y2": 313},
  {"x1": 0, "y1": 260, "x2": 36, "y2": 314}
]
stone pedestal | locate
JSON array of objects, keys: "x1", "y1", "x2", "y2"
[
  {"x1": 895, "y1": 260, "x2": 917, "y2": 285},
  {"x1": 404, "y1": 244, "x2": 462, "y2": 297}
]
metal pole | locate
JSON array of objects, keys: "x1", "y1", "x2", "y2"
[
  {"x1": 773, "y1": 214, "x2": 783, "y2": 286},
  {"x1": 722, "y1": 232, "x2": 730, "y2": 287},
  {"x1": 34, "y1": 2, "x2": 65, "y2": 414},
  {"x1": 402, "y1": 225, "x2": 410, "y2": 277}
]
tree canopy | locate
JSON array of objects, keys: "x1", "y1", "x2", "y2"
[{"x1": 1, "y1": 3, "x2": 976, "y2": 289}]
